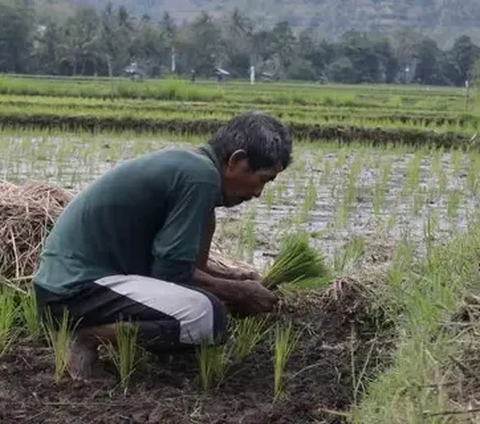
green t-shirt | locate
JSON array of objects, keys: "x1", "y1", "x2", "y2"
[{"x1": 34, "y1": 144, "x2": 223, "y2": 295}]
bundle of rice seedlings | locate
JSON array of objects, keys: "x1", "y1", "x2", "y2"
[{"x1": 263, "y1": 232, "x2": 330, "y2": 290}]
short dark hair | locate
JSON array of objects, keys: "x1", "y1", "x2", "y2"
[{"x1": 208, "y1": 111, "x2": 293, "y2": 171}]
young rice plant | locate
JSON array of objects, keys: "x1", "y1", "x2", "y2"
[
  {"x1": 0, "y1": 285, "x2": 18, "y2": 355},
  {"x1": 42, "y1": 308, "x2": 75, "y2": 383},
  {"x1": 272, "y1": 321, "x2": 299, "y2": 400},
  {"x1": 263, "y1": 232, "x2": 330, "y2": 290}
]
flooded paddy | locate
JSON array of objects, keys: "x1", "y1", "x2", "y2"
[{"x1": 1, "y1": 133, "x2": 477, "y2": 270}]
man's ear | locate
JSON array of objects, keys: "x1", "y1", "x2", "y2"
[{"x1": 227, "y1": 149, "x2": 248, "y2": 170}]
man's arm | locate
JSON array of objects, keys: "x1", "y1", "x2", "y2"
[
  {"x1": 149, "y1": 177, "x2": 277, "y2": 314},
  {"x1": 196, "y1": 211, "x2": 263, "y2": 282},
  {"x1": 150, "y1": 181, "x2": 219, "y2": 284},
  {"x1": 192, "y1": 267, "x2": 243, "y2": 303},
  {"x1": 193, "y1": 267, "x2": 278, "y2": 314},
  {"x1": 196, "y1": 211, "x2": 216, "y2": 271}
]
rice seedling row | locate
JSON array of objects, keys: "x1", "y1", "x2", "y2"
[
  {"x1": 1, "y1": 76, "x2": 478, "y2": 112},
  {"x1": 0, "y1": 114, "x2": 474, "y2": 150},
  {"x1": 2, "y1": 99, "x2": 479, "y2": 133},
  {"x1": 2, "y1": 94, "x2": 479, "y2": 125}
]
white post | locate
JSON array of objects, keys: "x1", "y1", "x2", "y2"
[
  {"x1": 250, "y1": 66, "x2": 255, "y2": 85},
  {"x1": 465, "y1": 79, "x2": 470, "y2": 111},
  {"x1": 171, "y1": 47, "x2": 176, "y2": 73}
]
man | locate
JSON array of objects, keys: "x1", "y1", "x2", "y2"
[{"x1": 34, "y1": 111, "x2": 293, "y2": 380}]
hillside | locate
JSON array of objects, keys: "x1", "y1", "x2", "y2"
[{"x1": 35, "y1": 0, "x2": 480, "y2": 47}]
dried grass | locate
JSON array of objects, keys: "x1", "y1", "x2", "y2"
[{"x1": 0, "y1": 180, "x2": 73, "y2": 282}]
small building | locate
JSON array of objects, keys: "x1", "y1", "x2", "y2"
[
  {"x1": 124, "y1": 62, "x2": 146, "y2": 81},
  {"x1": 214, "y1": 67, "x2": 229, "y2": 82}
]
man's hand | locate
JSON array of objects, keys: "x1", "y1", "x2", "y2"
[
  {"x1": 235, "y1": 280, "x2": 279, "y2": 314},
  {"x1": 192, "y1": 268, "x2": 277, "y2": 316}
]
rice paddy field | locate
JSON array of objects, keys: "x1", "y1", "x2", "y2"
[{"x1": 1, "y1": 76, "x2": 480, "y2": 423}]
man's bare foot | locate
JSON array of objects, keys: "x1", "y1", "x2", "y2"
[{"x1": 67, "y1": 338, "x2": 99, "y2": 381}]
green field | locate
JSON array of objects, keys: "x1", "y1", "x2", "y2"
[
  {"x1": 0, "y1": 76, "x2": 479, "y2": 144},
  {"x1": 1, "y1": 76, "x2": 480, "y2": 423}
]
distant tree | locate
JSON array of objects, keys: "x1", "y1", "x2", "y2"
[
  {"x1": 297, "y1": 29, "x2": 327, "y2": 77},
  {"x1": 176, "y1": 12, "x2": 225, "y2": 76},
  {"x1": 372, "y1": 36, "x2": 399, "y2": 83},
  {"x1": 160, "y1": 12, "x2": 178, "y2": 73},
  {"x1": 448, "y1": 35, "x2": 480, "y2": 85},
  {"x1": 58, "y1": 7, "x2": 101, "y2": 76},
  {"x1": 222, "y1": 9, "x2": 254, "y2": 77},
  {"x1": 389, "y1": 28, "x2": 423, "y2": 78},
  {"x1": 340, "y1": 31, "x2": 380, "y2": 83},
  {"x1": 267, "y1": 21, "x2": 297, "y2": 79},
  {"x1": 2, "y1": 1, "x2": 480, "y2": 85},
  {"x1": 0, "y1": 3, "x2": 35, "y2": 73},
  {"x1": 35, "y1": 22, "x2": 62, "y2": 75},
  {"x1": 129, "y1": 17, "x2": 165, "y2": 76},
  {"x1": 414, "y1": 37, "x2": 442, "y2": 85},
  {"x1": 327, "y1": 57, "x2": 356, "y2": 83},
  {"x1": 472, "y1": 58, "x2": 480, "y2": 87}
]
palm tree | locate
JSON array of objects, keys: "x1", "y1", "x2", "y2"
[{"x1": 227, "y1": 8, "x2": 256, "y2": 71}]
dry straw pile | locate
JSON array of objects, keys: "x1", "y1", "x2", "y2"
[{"x1": 0, "y1": 181, "x2": 73, "y2": 283}]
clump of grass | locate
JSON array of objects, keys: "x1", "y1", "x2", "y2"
[
  {"x1": 231, "y1": 316, "x2": 270, "y2": 362},
  {"x1": 403, "y1": 151, "x2": 423, "y2": 195},
  {"x1": 315, "y1": 150, "x2": 323, "y2": 164},
  {"x1": 334, "y1": 236, "x2": 366, "y2": 274},
  {"x1": 42, "y1": 308, "x2": 74, "y2": 383},
  {"x1": 446, "y1": 190, "x2": 462, "y2": 219},
  {"x1": 466, "y1": 154, "x2": 480, "y2": 194},
  {"x1": 430, "y1": 147, "x2": 443, "y2": 176},
  {"x1": 272, "y1": 321, "x2": 299, "y2": 400},
  {"x1": 372, "y1": 160, "x2": 392, "y2": 216},
  {"x1": 424, "y1": 209, "x2": 438, "y2": 247},
  {"x1": 372, "y1": 185, "x2": 384, "y2": 216},
  {"x1": 20, "y1": 287, "x2": 41, "y2": 338},
  {"x1": 321, "y1": 159, "x2": 332, "y2": 184},
  {"x1": 352, "y1": 215, "x2": 480, "y2": 423},
  {"x1": 387, "y1": 235, "x2": 414, "y2": 298},
  {"x1": 264, "y1": 186, "x2": 275, "y2": 211},
  {"x1": 275, "y1": 178, "x2": 286, "y2": 201},
  {"x1": 195, "y1": 338, "x2": 231, "y2": 391},
  {"x1": 236, "y1": 209, "x2": 256, "y2": 262},
  {"x1": 412, "y1": 190, "x2": 424, "y2": 216},
  {"x1": 337, "y1": 148, "x2": 348, "y2": 168},
  {"x1": 106, "y1": 321, "x2": 145, "y2": 392},
  {"x1": 303, "y1": 176, "x2": 318, "y2": 213},
  {"x1": 346, "y1": 156, "x2": 363, "y2": 205},
  {"x1": 384, "y1": 205, "x2": 398, "y2": 233},
  {"x1": 335, "y1": 193, "x2": 351, "y2": 228},
  {"x1": 451, "y1": 149, "x2": 464, "y2": 175},
  {"x1": 263, "y1": 232, "x2": 330, "y2": 290},
  {"x1": 0, "y1": 285, "x2": 19, "y2": 355},
  {"x1": 438, "y1": 167, "x2": 448, "y2": 193},
  {"x1": 380, "y1": 159, "x2": 393, "y2": 186}
]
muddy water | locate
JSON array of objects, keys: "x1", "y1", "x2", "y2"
[
  {"x1": 1, "y1": 135, "x2": 479, "y2": 272},
  {"x1": 216, "y1": 148, "x2": 480, "y2": 271}
]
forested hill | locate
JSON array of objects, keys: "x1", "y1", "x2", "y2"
[{"x1": 36, "y1": 0, "x2": 480, "y2": 47}]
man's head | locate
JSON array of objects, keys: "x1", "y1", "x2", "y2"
[{"x1": 208, "y1": 111, "x2": 293, "y2": 207}]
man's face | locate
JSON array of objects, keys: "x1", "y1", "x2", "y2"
[{"x1": 222, "y1": 150, "x2": 283, "y2": 208}]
